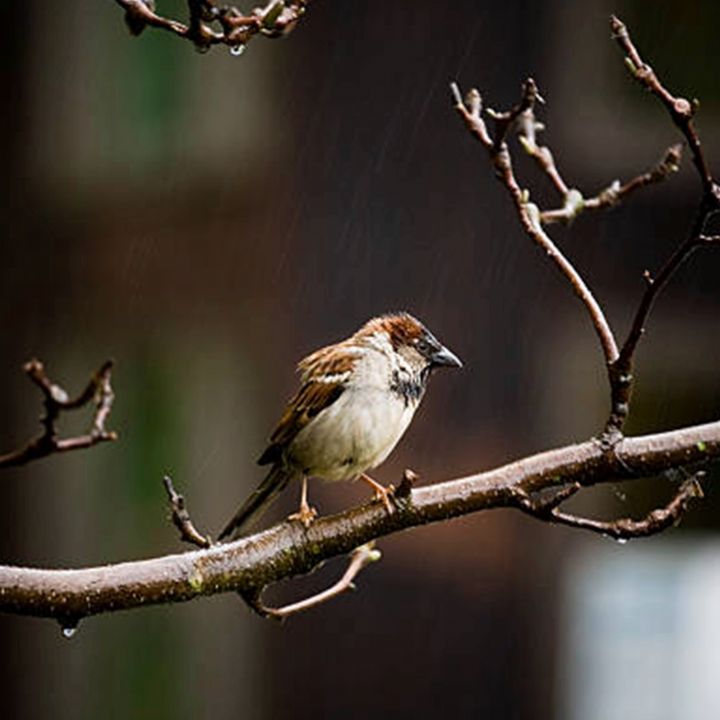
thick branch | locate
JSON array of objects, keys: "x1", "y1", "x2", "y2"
[
  {"x1": 1, "y1": 420, "x2": 718, "y2": 622},
  {"x1": 0, "y1": 360, "x2": 117, "y2": 469}
]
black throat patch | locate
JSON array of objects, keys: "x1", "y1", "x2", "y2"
[{"x1": 390, "y1": 370, "x2": 425, "y2": 407}]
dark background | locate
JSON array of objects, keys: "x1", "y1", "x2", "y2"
[{"x1": 1, "y1": 1, "x2": 720, "y2": 718}]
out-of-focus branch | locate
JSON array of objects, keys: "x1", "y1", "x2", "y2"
[
  {"x1": 116, "y1": 0, "x2": 311, "y2": 53},
  {"x1": 242, "y1": 542, "x2": 381, "y2": 619},
  {"x1": 0, "y1": 420, "x2": 718, "y2": 623},
  {"x1": 0, "y1": 360, "x2": 117, "y2": 470}
]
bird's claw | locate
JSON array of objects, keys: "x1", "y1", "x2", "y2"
[
  {"x1": 288, "y1": 502, "x2": 318, "y2": 528},
  {"x1": 373, "y1": 483, "x2": 395, "y2": 514}
]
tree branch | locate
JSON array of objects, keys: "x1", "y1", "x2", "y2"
[
  {"x1": 610, "y1": 15, "x2": 718, "y2": 199},
  {"x1": 163, "y1": 475, "x2": 212, "y2": 549},
  {"x1": 0, "y1": 420, "x2": 718, "y2": 623},
  {"x1": 452, "y1": 16, "x2": 720, "y2": 442},
  {"x1": 242, "y1": 542, "x2": 382, "y2": 619},
  {"x1": 514, "y1": 473, "x2": 704, "y2": 540},
  {"x1": 115, "y1": 0, "x2": 311, "y2": 53},
  {"x1": 0, "y1": 360, "x2": 117, "y2": 470},
  {"x1": 539, "y1": 144, "x2": 683, "y2": 224},
  {"x1": 450, "y1": 80, "x2": 620, "y2": 367},
  {"x1": 605, "y1": 16, "x2": 720, "y2": 436}
]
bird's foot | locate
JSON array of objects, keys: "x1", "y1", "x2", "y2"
[
  {"x1": 288, "y1": 501, "x2": 318, "y2": 528},
  {"x1": 359, "y1": 474, "x2": 395, "y2": 514}
]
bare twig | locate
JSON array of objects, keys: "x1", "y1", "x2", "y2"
[
  {"x1": 116, "y1": 0, "x2": 310, "y2": 53},
  {"x1": 604, "y1": 16, "x2": 720, "y2": 437},
  {"x1": 610, "y1": 16, "x2": 719, "y2": 200},
  {"x1": 540, "y1": 144, "x2": 683, "y2": 224},
  {"x1": 242, "y1": 542, "x2": 381, "y2": 619},
  {"x1": 453, "y1": 18, "x2": 720, "y2": 442},
  {"x1": 515, "y1": 474, "x2": 704, "y2": 540},
  {"x1": 0, "y1": 420, "x2": 718, "y2": 621},
  {"x1": 0, "y1": 360, "x2": 117, "y2": 469},
  {"x1": 515, "y1": 98, "x2": 571, "y2": 197},
  {"x1": 451, "y1": 81, "x2": 620, "y2": 367},
  {"x1": 163, "y1": 475, "x2": 212, "y2": 549}
]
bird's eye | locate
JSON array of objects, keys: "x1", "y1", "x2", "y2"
[{"x1": 415, "y1": 337, "x2": 432, "y2": 356}]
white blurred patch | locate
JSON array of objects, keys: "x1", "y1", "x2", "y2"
[{"x1": 558, "y1": 538, "x2": 720, "y2": 720}]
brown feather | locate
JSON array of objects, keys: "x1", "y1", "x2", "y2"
[
  {"x1": 355, "y1": 312, "x2": 425, "y2": 350},
  {"x1": 257, "y1": 379, "x2": 345, "y2": 465},
  {"x1": 297, "y1": 343, "x2": 357, "y2": 380}
]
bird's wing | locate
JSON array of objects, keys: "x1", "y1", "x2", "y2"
[{"x1": 257, "y1": 343, "x2": 359, "y2": 466}]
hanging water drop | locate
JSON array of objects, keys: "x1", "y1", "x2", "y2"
[
  {"x1": 59, "y1": 619, "x2": 80, "y2": 639},
  {"x1": 229, "y1": 44, "x2": 246, "y2": 57},
  {"x1": 615, "y1": 537, "x2": 628, "y2": 545}
]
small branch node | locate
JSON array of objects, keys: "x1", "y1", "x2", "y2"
[{"x1": 396, "y1": 469, "x2": 419, "y2": 499}]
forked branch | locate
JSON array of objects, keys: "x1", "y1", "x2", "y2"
[
  {"x1": 515, "y1": 473, "x2": 704, "y2": 539},
  {"x1": 0, "y1": 360, "x2": 117, "y2": 469},
  {"x1": 450, "y1": 80, "x2": 620, "y2": 367},
  {"x1": 0, "y1": 420, "x2": 718, "y2": 622},
  {"x1": 452, "y1": 16, "x2": 720, "y2": 439}
]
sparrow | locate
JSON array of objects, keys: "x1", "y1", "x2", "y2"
[{"x1": 219, "y1": 312, "x2": 462, "y2": 539}]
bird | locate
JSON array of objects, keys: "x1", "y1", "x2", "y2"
[{"x1": 218, "y1": 312, "x2": 462, "y2": 540}]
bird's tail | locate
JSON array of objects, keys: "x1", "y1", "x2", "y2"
[{"x1": 218, "y1": 465, "x2": 294, "y2": 540}]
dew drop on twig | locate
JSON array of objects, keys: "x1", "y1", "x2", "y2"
[{"x1": 229, "y1": 44, "x2": 246, "y2": 57}]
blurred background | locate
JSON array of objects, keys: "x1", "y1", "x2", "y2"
[{"x1": 1, "y1": 0, "x2": 720, "y2": 718}]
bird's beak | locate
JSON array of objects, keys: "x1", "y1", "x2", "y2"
[{"x1": 431, "y1": 345, "x2": 463, "y2": 369}]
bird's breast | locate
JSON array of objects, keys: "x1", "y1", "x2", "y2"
[{"x1": 287, "y1": 385, "x2": 417, "y2": 481}]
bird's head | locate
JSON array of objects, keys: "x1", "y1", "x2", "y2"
[{"x1": 355, "y1": 312, "x2": 462, "y2": 377}]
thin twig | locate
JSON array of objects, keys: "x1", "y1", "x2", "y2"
[
  {"x1": 540, "y1": 144, "x2": 683, "y2": 224},
  {"x1": 163, "y1": 475, "x2": 212, "y2": 549},
  {"x1": 610, "y1": 15, "x2": 719, "y2": 200},
  {"x1": 116, "y1": 0, "x2": 310, "y2": 52},
  {"x1": 515, "y1": 474, "x2": 704, "y2": 540},
  {"x1": 515, "y1": 98, "x2": 571, "y2": 197},
  {"x1": 451, "y1": 81, "x2": 620, "y2": 366},
  {"x1": 0, "y1": 360, "x2": 117, "y2": 469},
  {"x1": 242, "y1": 542, "x2": 381, "y2": 619},
  {"x1": 604, "y1": 16, "x2": 720, "y2": 437}
]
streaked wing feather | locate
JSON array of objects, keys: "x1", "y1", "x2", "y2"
[{"x1": 257, "y1": 380, "x2": 345, "y2": 465}]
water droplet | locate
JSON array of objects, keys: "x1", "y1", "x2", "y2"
[
  {"x1": 229, "y1": 44, "x2": 246, "y2": 57},
  {"x1": 59, "y1": 620, "x2": 80, "y2": 638},
  {"x1": 616, "y1": 537, "x2": 628, "y2": 545}
]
